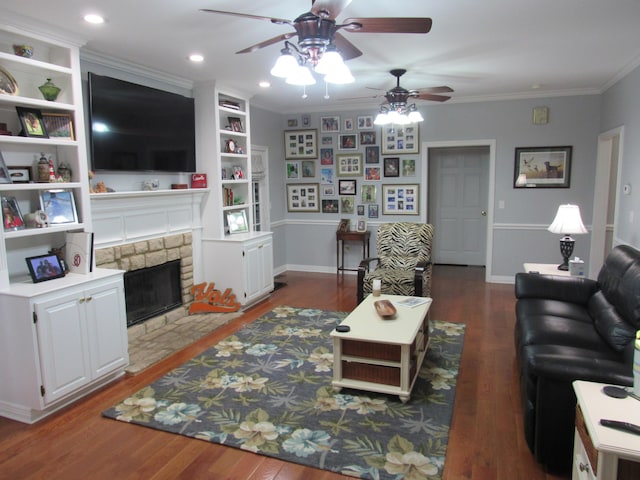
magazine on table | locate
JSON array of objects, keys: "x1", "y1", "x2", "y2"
[{"x1": 395, "y1": 297, "x2": 431, "y2": 308}]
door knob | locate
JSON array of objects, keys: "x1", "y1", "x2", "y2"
[{"x1": 481, "y1": 210, "x2": 487, "y2": 216}]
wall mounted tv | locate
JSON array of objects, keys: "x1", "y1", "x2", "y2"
[{"x1": 88, "y1": 72, "x2": 196, "y2": 173}]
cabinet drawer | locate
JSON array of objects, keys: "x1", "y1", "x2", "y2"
[{"x1": 576, "y1": 405, "x2": 598, "y2": 474}]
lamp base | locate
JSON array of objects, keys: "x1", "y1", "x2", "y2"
[{"x1": 558, "y1": 236, "x2": 575, "y2": 271}]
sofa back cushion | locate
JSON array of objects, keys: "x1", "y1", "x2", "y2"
[{"x1": 598, "y1": 245, "x2": 640, "y2": 329}]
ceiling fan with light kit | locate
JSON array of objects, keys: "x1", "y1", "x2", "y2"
[{"x1": 201, "y1": 0, "x2": 434, "y2": 88}]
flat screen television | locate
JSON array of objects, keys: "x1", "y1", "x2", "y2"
[{"x1": 88, "y1": 72, "x2": 196, "y2": 173}]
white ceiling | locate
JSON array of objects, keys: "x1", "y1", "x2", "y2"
[{"x1": 4, "y1": 0, "x2": 640, "y2": 113}]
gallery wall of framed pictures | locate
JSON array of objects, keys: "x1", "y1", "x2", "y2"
[{"x1": 284, "y1": 116, "x2": 422, "y2": 221}]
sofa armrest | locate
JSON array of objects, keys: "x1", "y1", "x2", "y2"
[
  {"x1": 357, "y1": 257, "x2": 380, "y2": 304},
  {"x1": 515, "y1": 272, "x2": 599, "y2": 305}
]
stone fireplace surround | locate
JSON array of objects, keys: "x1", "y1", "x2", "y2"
[
  {"x1": 90, "y1": 189, "x2": 207, "y2": 338},
  {"x1": 95, "y1": 233, "x2": 194, "y2": 337}
]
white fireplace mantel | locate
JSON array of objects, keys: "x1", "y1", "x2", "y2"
[{"x1": 90, "y1": 189, "x2": 209, "y2": 248}]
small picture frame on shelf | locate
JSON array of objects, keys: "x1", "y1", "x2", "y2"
[
  {"x1": 356, "y1": 219, "x2": 367, "y2": 232},
  {"x1": 337, "y1": 218, "x2": 350, "y2": 232},
  {"x1": 25, "y1": 253, "x2": 66, "y2": 283},
  {"x1": 226, "y1": 210, "x2": 249, "y2": 234},
  {"x1": 0, "y1": 151, "x2": 11, "y2": 184},
  {"x1": 7, "y1": 165, "x2": 32, "y2": 183},
  {"x1": 228, "y1": 116, "x2": 244, "y2": 133},
  {"x1": 42, "y1": 112, "x2": 75, "y2": 140},
  {"x1": 16, "y1": 107, "x2": 48, "y2": 138},
  {"x1": 39, "y1": 189, "x2": 78, "y2": 224},
  {"x1": 2, "y1": 196, "x2": 25, "y2": 231}
]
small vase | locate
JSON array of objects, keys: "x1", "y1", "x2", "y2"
[{"x1": 38, "y1": 78, "x2": 61, "y2": 101}]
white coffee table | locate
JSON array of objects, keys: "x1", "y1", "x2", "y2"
[{"x1": 331, "y1": 294, "x2": 432, "y2": 402}]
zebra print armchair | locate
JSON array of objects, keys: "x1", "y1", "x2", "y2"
[{"x1": 357, "y1": 222, "x2": 434, "y2": 304}]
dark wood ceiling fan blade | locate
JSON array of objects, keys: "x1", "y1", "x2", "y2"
[
  {"x1": 200, "y1": 9, "x2": 292, "y2": 25},
  {"x1": 414, "y1": 92, "x2": 451, "y2": 102},
  {"x1": 333, "y1": 32, "x2": 362, "y2": 60},
  {"x1": 311, "y1": 0, "x2": 353, "y2": 19},
  {"x1": 342, "y1": 17, "x2": 432, "y2": 34},
  {"x1": 236, "y1": 33, "x2": 297, "y2": 54},
  {"x1": 414, "y1": 86, "x2": 454, "y2": 94}
]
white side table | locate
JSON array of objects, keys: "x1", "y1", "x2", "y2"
[
  {"x1": 572, "y1": 380, "x2": 640, "y2": 480},
  {"x1": 523, "y1": 263, "x2": 571, "y2": 276}
]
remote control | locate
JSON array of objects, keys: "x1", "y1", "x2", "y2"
[
  {"x1": 335, "y1": 325, "x2": 350, "y2": 333},
  {"x1": 600, "y1": 419, "x2": 640, "y2": 436}
]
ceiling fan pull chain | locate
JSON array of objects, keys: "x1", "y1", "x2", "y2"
[
  {"x1": 302, "y1": 85, "x2": 308, "y2": 99},
  {"x1": 325, "y1": 81, "x2": 330, "y2": 99}
]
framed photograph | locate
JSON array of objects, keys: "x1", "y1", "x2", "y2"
[
  {"x1": 0, "y1": 151, "x2": 11, "y2": 184},
  {"x1": 2, "y1": 196, "x2": 25, "y2": 230},
  {"x1": 359, "y1": 131, "x2": 377, "y2": 146},
  {"x1": 361, "y1": 184, "x2": 376, "y2": 203},
  {"x1": 287, "y1": 118, "x2": 298, "y2": 128},
  {"x1": 284, "y1": 129, "x2": 318, "y2": 159},
  {"x1": 336, "y1": 153, "x2": 363, "y2": 177},
  {"x1": 322, "y1": 199, "x2": 339, "y2": 213},
  {"x1": 384, "y1": 157, "x2": 400, "y2": 177},
  {"x1": 357, "y1": 204, "x2": 365, "y2": 216},
  {"x1": 286, "y1": 161, "x2": 300, "y2": 179},
  {"x1": 287, "y1": 183, "x2": 320, "y2": 212},
  {"x1": 356, "y1": 219, "x2": 367, "y2": 232},
  {"x1": 340, "y1": 197, "x2": 355, "y2": 214},
  {"x1": 39, "y1": 189, "x2": 78, "y2": 224},
  {"x1": 343, "y1": 118, "x2": 354, "y2": 131},
  {"x1": 16, "y1": 107, "x2": 48, "y2": 138},
  {"x1": 337, "y1": 218, "x2": 350, "y2": 232},
  {"x1": 320, "y1": 116, "x2": 340, "y2": 133},
  {"x1": 321, "y1": 167, "x2": 334, "y2": 184},
  {"x1": 25, "y1": 253, "x2": 66, "y2": 283},
  {"x1": 368, "y1": 204, "x2": 379, "y2": 219},
  {"x1": 338, "y1": 133, "x2": 357, "y2": 150},
  {"x1": 381, "y1": 125, "x2": 419, "y2": 154},
  {"x1": 226, "y1": 210, "x2": 248, "y2": 234},
  {"x1": 514, "y1": 146, "x2": 572, "y2": 188},
  {"x1": 339, "y1": 179, "x2": 357, "y2": 195},
  {"x1": 322, "y1": 184, "x2": 336, "y2": 196},
  {"x1": 320, "y1": 148, "x2": 334, "y2": 165},
  {"x1": 301, "y1": 160, "x2": 316, "y2": 178},
  {"x1": 42, "y1": 112, "x2": 75, "y2": 140},
  {"x1": 365, "y1": 167, "x2": 381, "y2": 181},
  {"x1": 302, "y1": 114, "x2": 310, "y2": 127},
  {"x1": 227, "y1": 116, "x2": 244, "y2": 133},
  {"x1": 358, "y1": 115, "x2": 374, "y2": 129},
  {"x1": 7, "y1": 165, "x2": 32, "y2": 183},
  {"x1": 321, "y1": 135, "x2": 333, "y2": 145},
  {"x1": 402, "y1": 158, "x2": 417, "y2": 176},
  {"x1": 365, "y1": 145, "x2": 380, "y2": 164},
  {"x1": 382, "y1": 184, "x2": 420, "y2": 215}
]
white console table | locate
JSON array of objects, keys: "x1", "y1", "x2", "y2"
[{"x1": 523, "y1": 263, "x2": 571, "y2": 276}]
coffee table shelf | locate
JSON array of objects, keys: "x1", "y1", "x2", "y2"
[{"x1": 331, "y1": 294, "x2": 432, "y2": 402}]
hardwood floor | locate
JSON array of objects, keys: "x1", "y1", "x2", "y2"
[{"x1": 0, "y1": 266, "x2": 569, "y2": 479}]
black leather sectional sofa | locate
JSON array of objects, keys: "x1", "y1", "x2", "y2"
[{"x1": 514, "y1": 244, "x2": 640, "y2": 471}]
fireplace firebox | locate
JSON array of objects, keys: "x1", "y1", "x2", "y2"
[{"x1": 124, "y1": 260, "x2": 182, "y2": 327}]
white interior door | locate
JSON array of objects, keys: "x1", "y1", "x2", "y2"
[{"x1": 429, "y1": 146, "x2": 489, "y2": 266}]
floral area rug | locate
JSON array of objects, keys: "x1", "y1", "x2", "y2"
[{"x1": 103, "y1": 306, "x2": 465, "y2": 480}]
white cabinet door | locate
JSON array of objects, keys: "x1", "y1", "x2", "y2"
[
  {"x1": 35, "y1": 291, "x2": 92, "y2": 405},
  {"x1": 85, "y1": 279, "x2": 129, "y2": 378},
  {"x1": 243, "y1": 235, "x2": 274, "y2": 304}
]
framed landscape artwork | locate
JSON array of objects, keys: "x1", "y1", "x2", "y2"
[{"x1": 513, "y1": 146, "x2": 572, "y2": 188}]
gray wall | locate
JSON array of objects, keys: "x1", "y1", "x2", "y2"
[
  {"x1": 600, "y1": 65, "x2": 640, "y2": 248},
  {"x1": 251, "y1": 93, "x2": 604, "y2": 279}
]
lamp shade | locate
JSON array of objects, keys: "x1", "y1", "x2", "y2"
[
  {"x1": 285, "y1": 65, "x2": 316, "y2": 85},
  {"x1": 547, "y1": 204, "x2": 588, "y2": 235},
  {"x1": 270, "y1": 53, "x2": 298, "y2": 78}
]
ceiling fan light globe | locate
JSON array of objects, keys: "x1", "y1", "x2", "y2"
[
  {"x1": 324, "y1": 63, "x2": 354, "y2": 84},
  {"x1": 407, "y1": 110, "x2": 424, "y2": 122},
  {"x1": 270, "y1": 53, "x2": 298, "y2": 78},
  {"x1": 286, "y1": 65, "x2": 316, "y2": 85},
  {"x1": 315, "y1": 50, "x2": 344, "y2": 74},
  {"x1": 374, "y1": 113, "x2": 390, "y2": 125}
]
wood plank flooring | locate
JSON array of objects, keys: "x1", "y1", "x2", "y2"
[{"x1": 0, "y1": 266, "x2": 569, "y2": 479}]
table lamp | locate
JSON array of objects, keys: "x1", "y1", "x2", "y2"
[{"x1": 547, "y1": 204, "x2": 588, "y2": 270}]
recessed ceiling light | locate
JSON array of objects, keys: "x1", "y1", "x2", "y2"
[
  {"x1": 259, "y1": 81, "x2": 271, "y2": 88},
  {"x1": 189, "y1": 54, "x2": 204, "y2": 63},
  {"x1": 84, "y1": 14, "x2": 105, "y2": 24}
]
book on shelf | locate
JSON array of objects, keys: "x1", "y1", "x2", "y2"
[
  {"x1": 65, "y1": 231, "x2": 94, "y2": 274},
  {"x1": 220, "y1": 100, "x2": 240, "y2": 110}
]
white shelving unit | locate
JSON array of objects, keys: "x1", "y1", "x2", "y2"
[
  {"x1": 195, "y1": 85, "x2": 273, "y2": 306},
  {"x1": 0, "y1": 24, "x2": 91, "y2": 289},
  {"x1": 0, "y1": 21, "x2": 128, "y2": 423}
]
